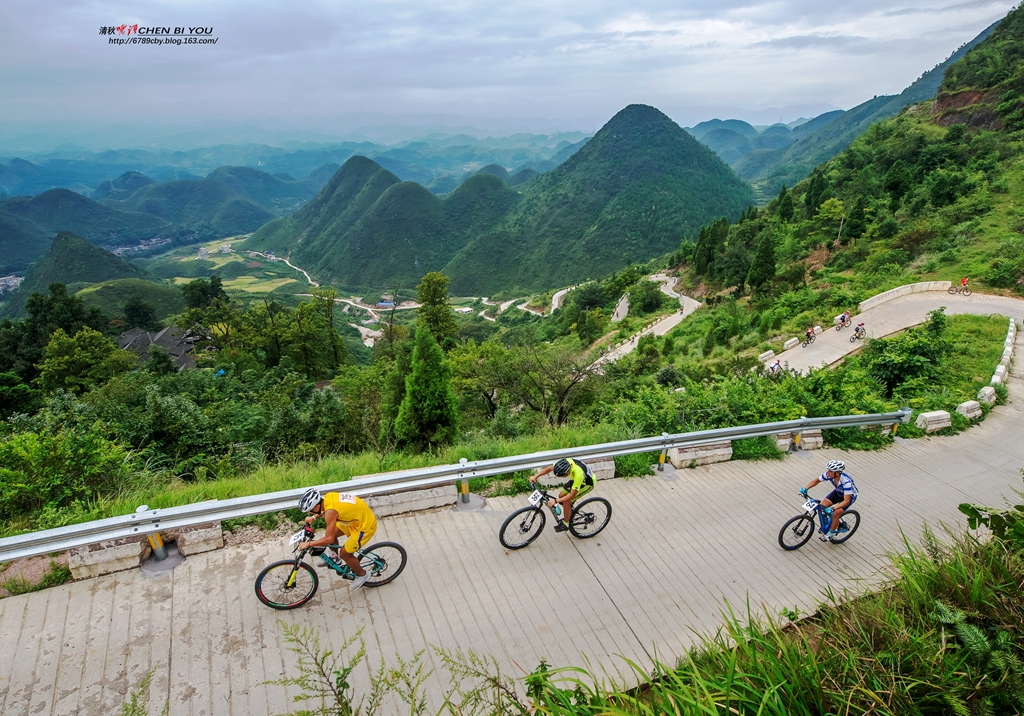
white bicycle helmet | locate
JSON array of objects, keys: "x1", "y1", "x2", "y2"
[
  {"x1": 826, "y1": 460, "x2": 845, "y2": 472},
  {"x1": 299, "y1": 487, "x2": 322, "y2": 513}
]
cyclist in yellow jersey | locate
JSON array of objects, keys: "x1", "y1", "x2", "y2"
[
  {"x1": 529, "y1": 457, "x2": 595, "y2": 532},
  {"x1": 297, "y1": 487, "x2": 377, "y2": 590}
]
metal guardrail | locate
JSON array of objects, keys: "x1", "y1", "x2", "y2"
[{"x1": 0, "y1": 408, "x2": 911, "y2": 562}]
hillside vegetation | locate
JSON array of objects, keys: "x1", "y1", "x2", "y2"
[
  {"x1": 731, "y1": 21, "x2": 997, "y2": 201},
  {"x1": 244, "y1": 105, "x2": 755, "y2": 295},
  {"x1": 0, "y1": 232, "x2": 159, "y2": 318}
]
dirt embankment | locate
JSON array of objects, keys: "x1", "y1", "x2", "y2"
[{"x1": 932, "y1": 89, "x2": 1003, "y2": 129}]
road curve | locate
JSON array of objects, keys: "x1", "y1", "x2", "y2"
[{"x1": 774, "y1": 291, "x2": 1024, "y2": 374}]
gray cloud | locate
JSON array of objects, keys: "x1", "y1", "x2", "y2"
[{"x1": 0, "y1": 0, "x2": 1014, "y2": 144}]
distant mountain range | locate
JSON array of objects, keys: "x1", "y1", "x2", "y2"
[
  {"x1": 692, "y1": 22, "x2": 998, "y2": 200},
  {"x1": 243, "y1": 104, "x2": 755, "y2": 295},
  {"x1": 0, "y1": 131, "x2": 591, "y2": 200},
  {"x1": 0, "y1": 165, "x2": 329, "y2": 275}
]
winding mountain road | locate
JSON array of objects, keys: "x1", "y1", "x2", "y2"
[{"x1": 773, "y1": 291, "x2": 1024, "y2": 374}]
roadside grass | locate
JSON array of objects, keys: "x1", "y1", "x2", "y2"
[{"x1": 1, "y1": 558, "x2": 71, "y2": 597}]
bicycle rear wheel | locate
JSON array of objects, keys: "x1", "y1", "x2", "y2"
[
  {"x1": 569, "y1": 497, "x2": 612, "y2": 539},
  {"x1": 499, "y1": 506, "x2": 546, "y2": 549},
  {"x1": 948, "y1": 286, "x2": 957, "y2": 295},
  {"x1": 778, "y1": 515, "x2": 815, "y2": 551},
  {"x1": 829, "y1": 510, "x2": 861, "y2": 544},
  {"x1": 359, "y1": 542, "x2": 407, "y2": 587},
  {"x1": 255, "y1": 560, "x2": 319, "y2": 609},
  {"x1": 962, "y1": 287, "x2": 972, "y2": 297}
]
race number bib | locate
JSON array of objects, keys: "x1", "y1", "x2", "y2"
[
  {"x1": 528, "y1": 490, "x2": 543, "y2": 507},
  {"x1": 335, "y1": 493, "x2": 357, "y2": 503}
]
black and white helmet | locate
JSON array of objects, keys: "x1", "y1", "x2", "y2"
[
  {"x1": 826, "y1": 460, "x2": 845, "y2": 473},
  {"x1": 553, "y1": 458, "x2": 572, "y2": 477},
  {"x1": 299, "y1": 487, "x2": 322, "y2": 513}
]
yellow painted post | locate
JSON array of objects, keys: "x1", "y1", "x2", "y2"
[{"x1": 137, "y1": 504, "x2": 167, "y2": 560}]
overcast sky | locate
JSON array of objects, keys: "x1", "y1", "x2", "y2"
[{"x1": 0, "y1": 0, "x2": 1014, "y2": 145}]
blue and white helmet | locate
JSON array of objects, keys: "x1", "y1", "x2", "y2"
[{"x1": 826, "y1": 460, "x2": 845, "y2": 473}]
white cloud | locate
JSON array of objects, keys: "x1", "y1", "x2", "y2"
[{"x1": 0, "y1": 0, "x2": 1013, "y2": 139}]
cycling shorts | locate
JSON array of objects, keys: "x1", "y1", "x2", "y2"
[
  {"x1": 825, "y1": 489, "x2": 856, "y2": 509},
  {"x1": 561, "y1": 479, "x2": 594, "y2": 500},
  {"x1": 337, "y1": 523, "x2": 376, "y2": 555}
]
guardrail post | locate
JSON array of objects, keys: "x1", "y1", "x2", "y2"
[
  {"x1": 137, "y1": 505, "x2": 167, "y2": 561},
  {"x1": 458, "y1": 458, "x2": 470, "y2": 504},
  {"x1": 658, "y1": 432, "x2": 669, "y2": 472}
]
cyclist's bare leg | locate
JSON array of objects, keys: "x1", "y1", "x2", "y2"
[
  {"x1": 557, "y1": 489, "x2": 574, "y2": 525},
  {"x1": 330, "y1": 534, "x2": 366, "y2": 576},
  {"x1": 829, "y1": 506, "x2": 844, "y2": 532}
]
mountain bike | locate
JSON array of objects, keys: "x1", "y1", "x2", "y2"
[
  {"x1": 778, "y1": 496, "x2": 860, "y2": 550},
  {"x1": 850, "y1": 326, "x2": 866, "y2": 343},
  {"x1": 948, "y1": 284, "x2": 972, "y2": 297},
  {"x1": 499, "y1": 487, "x2": 612, "y2": 549},
  {"x1": 801, "y1": 332, "x2": 815, "y2": 347},
  {"x1": 254, "y1": 525, "x2": 407, "y2": 609},
  {"x1": 835, "y1": 315, "x2": 852, "y2": 330}
]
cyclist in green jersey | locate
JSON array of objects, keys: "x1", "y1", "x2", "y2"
[{"x1": 529, "y1": 457, "x2": 596, "y2": 532}]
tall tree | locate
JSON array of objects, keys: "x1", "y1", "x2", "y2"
[
  {"x1": 121, "y1": 294, "x2": 160, "y2": 331},
  {"x1": 747, "y1": 230, "x2": 777, "y2": 292},
  {"x1": 378, "y1": 338, "x2": 412, "y2": 448},
  {"x1": 395, "y1": 327, "x2": 459, "y2": 449},
  {"x1": 804, "y1": 171, "x2": 828, "y2": 216},
  {"x1": 777, "y1": 186, "x2": 794, "y2": 223},
  {"x1": 416, "y1": 272, "x2": 459, "y2": 347},
  {"x1": 0, "y1": 283, "x2": 109, "y2": 382},
  {"x1": 35, "y1": 327, "x2": 138, "y2": 394}
]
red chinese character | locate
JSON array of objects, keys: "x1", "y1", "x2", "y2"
[{"x1": 116, "y1": 24, "x2": 127, "y2": 34}]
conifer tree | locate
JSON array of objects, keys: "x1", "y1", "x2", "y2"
[
  {"x1": 747, "y1": 230, "x2": 777, "y2": 291},
  {"x1": 395, "y1": 327, "x2": 459, "y2": 449},
  {"x1": 778, "y1": 187, "x2": 794, "y2": 223},
  {"x1": 416, "y1": 272, "x2": 459, "y2": 347}
]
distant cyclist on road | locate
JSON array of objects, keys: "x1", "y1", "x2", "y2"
[
  {"x1": 800, "y1": 460, "x2": 857, "y2": 541},
  {"x1": 961, "y1": 276, "x2": 970, "y2": 288},
  {"x1": 805, "y1": 327, "x2": 815, "y2": 342},
  {"x1": 530, "y1": 458, "x2": 595, "y2": 532},
  {"x1": 769, "y1": 359, "x2": 782, "y2": 376},
  {"x1": 297, "y1": 488, "x2": 378, "y2": 590},
  {"x1": 853, "y1": 322, "x2": 866, "y2": 339}
]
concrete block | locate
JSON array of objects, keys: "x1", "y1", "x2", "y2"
[
  {"x1": 775, "y1": 433, "x2": 793, "y2": 451},
  {"x1": 668, "y1": 441, "x2": 732, "y2": 468},
  {"x1": 68, "y1": 536, "x2": 149, "y2": 580},
  {"x1": 758, "y1": 349, "x2": 775, "y2": 362},
  {"x1": 794, "y1": 429, "x2": 823, "y2": 450},
  {"x1": 365, "y1": 484, "x2": 456, "y2": 517},
  {"x1": 978, "y1": 386, "x2": 997, "y2": 404},
  {"x1": 813, "y1": 326, "x2": 823, "y2": 335},
  {"x1": 586, "y1": 456, "x2": 616, "y2": 481},
  {"x1": 956, "y1": 400, "x2": 983, "y2": 420},
  {"x1": 995, "y1": 364, "x2": 1007, "y2": 378},
  {"x1": 916, "y1": 410, "x2": 952, "y2": 433},
  {"x1": 992, "y1": 374, "x2": 1002, "y2": 385},
  {"x1": 166, "y1": 522, "x2": 223, "y2": 556},
  {"x1": 784, "y1": 337, "x2": 800, "y2": 350}
]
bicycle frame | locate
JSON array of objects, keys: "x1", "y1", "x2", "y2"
[
  {"x1": 286, "y1": 526, "x2": 379, "y2": 581},
  {"x1": 800, "y1": 498, "x2": 842, "y2": 534}
]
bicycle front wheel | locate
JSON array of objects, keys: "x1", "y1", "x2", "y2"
[
  {"x1": 948, "y1": 286, "x2": 957, "y2": 294},
  {"x1": 962, "y1": 287, "x2": 972, "y2": 297},
  {"x1": 569, "y1": 497, "x2": 612, "y2": 539},
  {"x1": 255, "y1": 560, "x2": 319, "y2": 609},
  {"x1": 850, "y1": 334, "x2": 858, "y2": 343},
  {"x1": 778, "y1": 515, "x2": 815, "y2": 551},
  {"x1": 359, "y1": 542, "x2": 407, "y2": 587},
  {"x1": 829, "y1": 510, "x2": 861, "y2": 545},
  {"x1": 499, "y1": 506, "x2": 546, "y2": 549}
]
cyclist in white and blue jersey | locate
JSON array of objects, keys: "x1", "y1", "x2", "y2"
[{"x1": 800, "y1": 460, "x2": 857, "y2": 541}]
